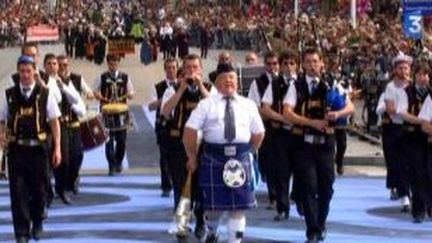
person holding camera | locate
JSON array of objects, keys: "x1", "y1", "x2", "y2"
[{"x1": 161, "y1": 54, "x2": 214, "y2": 240}]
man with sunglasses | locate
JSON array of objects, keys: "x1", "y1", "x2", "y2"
[
  {"x1": 261, "y1": 51, "x2": 300, "y2": 221},
  {"x1": 248, "y1": 51, "x2": 279, "y2": 210},
  {"x1": 94, "y1": 54, "x2": 135, "y2": 176},
  {"x1": 57, "y1": 55, "x2": 90, "y2": 195}
]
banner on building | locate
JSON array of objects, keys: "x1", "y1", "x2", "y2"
[
  {"x1": 26, "y1": 25, "x2": 60, "y2": 42},
  {"x1": 108, "y1": 36, "x2": 135, "y2": 55}
]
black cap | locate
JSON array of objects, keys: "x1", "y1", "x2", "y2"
[{"x1": 216, "y1": 63, "x2": 235, "y2": 77}]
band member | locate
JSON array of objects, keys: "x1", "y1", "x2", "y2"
[
  {"x1": 382, "y1": 53, "x2": 412, "y2": 211},
  {"x1": 58, "y1": 55, "x2": 91, "y2": 194},
  {"x1": 184, "y1": 63, "x2": 265, "y2": 242},
  {"x1": 44, "y1": 54, "x2": 85, "y2": 204},
  {"x1": 208, "y1": 52, "x2": 233, "y2": 83},
  {"x1": 283, "y1": 48, "x2": 354, "y2": 242},
  {"x1": 248, "y1": 51, "x2": 279, "y2": 209},
  {"x1": 58, "y1": 55, "x2": 94, "y2": 100},
  {"x1": 0, "y1": 55, "x2": 61, "y2": 243},
  {"x1": 244, "y1": 52, "x2": 259, "y2": 66},
  {"x1": 404, "y1": 63, "x2": 432, "y2": 223},
  {"x1": 261, "y1": 51, "x2": 299, "y2": 220},
  {"x1": 94, "y1": 54, "x2": 134, "y2": 176},
  {"x1": 148, "y1": 58, "x2": 178, "y2": 198},
  {"x1": 161, "y1": 54, "x2": 213, "y2": 239}
]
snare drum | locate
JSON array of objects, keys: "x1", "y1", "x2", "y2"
[
  {"x1": 80, "y1": 113, "x2": 109, "y2": 151},
  {"x1": 101, "y1": 103, "x2": 131, "y2": 131}
]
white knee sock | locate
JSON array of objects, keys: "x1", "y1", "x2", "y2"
[{"x1": 228, "y1": 213, "x2": 246, "y2": 243}]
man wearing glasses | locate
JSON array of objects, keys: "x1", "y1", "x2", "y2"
[
  {"x1": 247, "y1": 51, "x2": 279, "y2": 210},
  {"x1": 261, "y1": 51, "x2": 301, "y2": 221}
]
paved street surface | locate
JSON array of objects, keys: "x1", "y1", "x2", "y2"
[{"x1": 0, "y1": 45, "x2": 426, "y2": 242}]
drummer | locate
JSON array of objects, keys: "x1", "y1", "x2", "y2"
[{"x1": 94, "y1": 54, "x2": 134, "y2": 176}]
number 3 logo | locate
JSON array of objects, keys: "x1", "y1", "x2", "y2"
[{"x1": 409, "y1": 15, "x2": 422, "y2": 33}]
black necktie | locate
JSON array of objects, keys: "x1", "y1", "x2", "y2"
[
  {"x1": 22, "y1": 87, "x2": 30, "y2": 99},
  {"x1": 224, "y1": 96, "x2": 236, "y2": 143},
  {"x1": 311, "y1": 79, "x2": 318, "y2": 95}
]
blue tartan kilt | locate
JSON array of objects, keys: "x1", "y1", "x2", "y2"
[{"x1": 199, "y1": 143, "x2": 255, "y2": 211}]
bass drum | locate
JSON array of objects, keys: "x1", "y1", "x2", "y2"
[{"x1": 80, "y1": 111, "x2": 109, "y2": 151}]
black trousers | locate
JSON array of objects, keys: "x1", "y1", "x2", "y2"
[
  {"x1": 383, "y1": 125, "x2": 409, "y2": 197},
  {"x1": 105, "y1": 129, "x2": 127, "y2": 171},
  {"x1": 404, "y1": 134, "x2": 432, "y2": 218},
  {"x1": 200, "y1": 42, "x2": 208, "y2": 59},
  {"x1": 335, "y1": 128, "x2": 347, "y2": 168},
  {"x1": 268, "y1": 128, "x2": 294, "y2": 214},
  {"x1": 157, "y1": 133, "x2": 173, "y2": 192},
  {"x1": 294, "y1": 136, "x2": 335, "y2": 238},
  {"x1": 65, "y1": 40, "x2": 74, "y2": 57},
  {"x1": 65, "y1": 127, "x2": 84, "y2": 191},
  {"x1": 165, "y1": 139, "x2": 204, "y2": 221},
  {"x1": 8, "y1": 144, "x2": 48, "y2": 238},
  {"x1": 258, "y1": 128, "x2": 276, "y2": 203}
]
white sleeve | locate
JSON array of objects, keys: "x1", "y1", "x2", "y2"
[
  {"x1": 283, "y1": 84, "x2": 297, "y2": 107},
  {"x1": 376, "y1": 93, "x2": 386, "y2": 116},
  {"x1": 249, "y1": 102, "x2": 265, "y2": 134},
  {"x1": 62, "y1": 82, "x2": 81, "y2": 104},
  {"x1": 148, "y1": 86, "x2": 158, "y2": 103},
  {"x1": 383, "y1": 84, "x2": 394, "y2": 101},
  {"x1": 93, "y1": 76, "x2": 102, "y2": 92},
  {"x1": 161, "y1": 86, "x2": 176, "y2": 113},
  {"x1": 185, "y1": 99, "x2": 208, "y2": 130},
  {"x1": 46, "y1": 90, "x2": 62, "y2": 121},
  {"x1": 71, "y1": 99, "x2": 87, "y2": 117},
  {"x1": 127, "y1": 77, "x2": 135, "y2": 96},
  {"x1": 261, "y1": 84, "x2": 273, "y2": 105},
  {"x1": 47, "y1": 77, "x2": 62, "y2": 104},
  {"x1": 0, "y1": 91, "x2": 8, "y2": 121},
  {"x1": 418, "y1": 95, "x2": 432, "y2": 121},
  {"x1": 247, "y1": 80, "x2": 261, "y2": 106},
  {"x1": 80, "y1": 77, "x2": 93, "y2": 95}
]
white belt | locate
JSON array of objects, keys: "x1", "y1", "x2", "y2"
[{"x1": 304, "y1": 134, "x2": 326, "y2": 145}]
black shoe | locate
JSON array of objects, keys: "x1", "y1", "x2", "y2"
[
  {"x1": 205, "y1": 233, "x2": 219, "y2": 243},
  {"x1": 336, "y1": 165, "x2": 344, "y2": 175},
  {"x1": 413, "y1": 216, "x2": 424, "y2": 224},
  {"x1": 108, "y1": 168, "x2": 115, "y2": 176},
  {"x1": 16, "y1": 236, "x2": 29, "y2": 243},
  {"x1": 194, "y1": 221, "x2": 206, "y2": 240},
  {"x1": 176, "y1": 233, "x2": 189, "y2": 243},
  {"x1": 115, "y1": 165, "x2": 123, "y2": 173},
  {"x1": 306, "y1": 233, "x2": 319, "y2": 243},
  {"x1": 296, "y1": 202, "x2": 304, "y2": 217},
  {"x1": 58, "y1": 192, "x2": 72, "y2": 205},
  {"x1": 318, "y1": 228, "x2": 327, "y2": 241},
  {"x1": 161, "y1": 190, "x2": 171, "y2": 198},
  {"x1": 31, "y1": 222, "x2": 43, "y2": 240},
  {"x1": 390, "y1": 189, "x2": 398, "y2": 201},
  {"x1": 274, "y1": 211, "x2": 289, "y2": 221},
  {"x1": 266, "y1": 200, "x2": 276, "y2": 210},
  {"x1": 401, "y1": 205, "x2": 410, "y2": 213},
  {"x1": 71, "y1": 178, "x2": 80, "y2": 195}
]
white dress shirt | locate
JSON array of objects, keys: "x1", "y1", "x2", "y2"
[
  {"x1": 0, "y1": 83, "x2": 61, "y2": 122},
  {"x1": 262, "y1": 76, "x2": 294, "y2": 105},
  {"x1": 62, "y1": 80, "x2": 86, "y2": 117},
  {"x1": 383, "y1": 81, "x2": 408, "y2": 124},
  {"x1": 247, "y1": 72, "x2": 274, "y2": 107},
  {"x1": 418, "y1": 95, "x2": 432, "y2": 122},
  {"x1": 186, "y1": 93, "x2": 265, "y2": 144},
  {"x1": 283, "y1": 75, "x2": 320, "y2": 108},
  {"x1": 149, "y1": 79, "x2": 176, "y2": 104}
]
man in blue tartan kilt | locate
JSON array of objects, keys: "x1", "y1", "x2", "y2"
[{"x1": 183, "y1": 63, "x2": 265, "y2": 243}]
